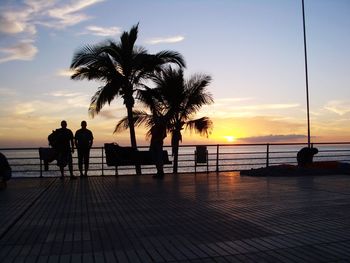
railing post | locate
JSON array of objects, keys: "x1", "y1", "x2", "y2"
[
  {"x1": 101, "y1": 146, "x2": 104, "y2": 176},
  {"x1": 266, "y1": 143, "x2": 270, "y2": 168},
  {"x1": 216, "y1": 144, "x2": 219, "y2": 172}
]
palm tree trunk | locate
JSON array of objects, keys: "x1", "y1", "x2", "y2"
[
  {"x1": 172, "y1": 131, "x2": 181, "y2": 174},
  {"x1": 173, "y1": 144, "x2": 179, "y2": 173},
  {"x1": 126, "y1": 104, "x2": 141, "y2": 175}
]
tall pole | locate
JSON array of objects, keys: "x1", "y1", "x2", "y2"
[{"x1": 302, "y1": 0, "x2": 311, "y2": 147}]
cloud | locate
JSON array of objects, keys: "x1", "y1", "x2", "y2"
[
  {"x1": 49, "y1": 90, "x2": 83, "y2": 97},
  {"x1": 24, "y1": 0, "x2": 56, "y2": 12},
  {"x1": 0, "y1": 13, "x2": 30, "y2": 35},
  {"x1": 237, "y1": 134, "x2": 308, "y2": 143},
  {"x1": 12, "y1": 95, "x2": 90, "y2": 118},
  {"x1": 234, "y1": 103, "x2": 300, "y2": 111},
  {"x1": 0, "y1": 87, "x2": 17, "y2": 96},
  {"x1": 82, "y1": 25, "x2": 121, "y2": 36},
  {"x1": 145, "y1": 35, "x2": 185, "y2": 45},
  {"x1": 0, "y1": 41, "x2": 38, "y2": 63},
  {"x1": 47, "y1": 0, "x2": 104, "y2": 28},
  {"x1": 56, "y1": 68, "x2": 76, "y2": 77},
  {"x1": 214, "y1": 97, "x2": 254, "y2": 104},
  {"x1": 0, "y1": 0, "x2": 104, "y2": 63},
  {"x1": 324, "y1": 100, "x2": 350, "y2": 116},
  {"x1": 14, "y1": 102, "x2": 36, "y2": 115},
  {"x1": 202, "y1": 100, "x2": 300, "y2": 118},
  {"x1": 98, "y1": 107, "x2": 128, "y2": 119}
]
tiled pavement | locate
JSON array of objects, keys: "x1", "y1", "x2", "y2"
[{"x1": 1, "y1": 172, "x2": 350, "y2": 262}]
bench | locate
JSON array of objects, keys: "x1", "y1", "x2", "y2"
[{"x1": 104, "y1": 143, "x2": 172, "y2": 175}]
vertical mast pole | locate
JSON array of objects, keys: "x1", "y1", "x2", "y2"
[{"x1": 302, "y1": 0, "x2": 311, "y2": 147}]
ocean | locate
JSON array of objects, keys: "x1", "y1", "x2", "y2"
[{"x1": 2, "y1": 143, "x2": 350, "y2": 177}]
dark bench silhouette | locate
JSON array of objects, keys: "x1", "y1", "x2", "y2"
[{"x1": 104, "y1": 143, "x2": 171, "y2": 175}]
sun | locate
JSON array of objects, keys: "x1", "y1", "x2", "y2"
[{"x1": 224, "y1": 136, "x2": 236, "y2": 142}]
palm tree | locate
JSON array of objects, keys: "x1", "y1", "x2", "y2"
[
  {"x1": 70, "y1": 24, "x2": 185, "y2": 173},
  {"x1": 115, "y1": 66, "x2": 214, "y2": 173}
]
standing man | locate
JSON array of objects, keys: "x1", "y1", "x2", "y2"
[
  {"x1": 75, "y1": 121, "x2": 94, "y2": 177},
  {"x1": 55, "y1": 120, "x2": 75, "y2": 179}
]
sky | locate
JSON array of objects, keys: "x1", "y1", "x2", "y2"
[{"x1": 1, "y1": 0, "x2": 350, "y2": 147}]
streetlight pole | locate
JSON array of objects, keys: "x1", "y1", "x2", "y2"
[{"x1": 302, "y1": 0, "x2": 311, "y2": 148}]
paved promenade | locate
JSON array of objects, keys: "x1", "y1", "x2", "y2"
[{"x1": 1, "y1": 172, "x2": 350, "y2": 262}]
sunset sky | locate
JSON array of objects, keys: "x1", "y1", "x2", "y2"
[{"x1": 1, "y1": 0, "x2": 350, "y2": 147}]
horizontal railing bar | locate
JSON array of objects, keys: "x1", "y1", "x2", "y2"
[
  {"x1": 219, "y1": 152, "x2": 267, "y2": 155},
  {"x1": 219, "y1": 157, "x2": 267, "y2": 161},
  {"x1": 2, "y1": 141, "x2": 350, "y2": 152}
]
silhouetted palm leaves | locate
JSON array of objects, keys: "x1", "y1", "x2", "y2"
[
  {"x1": 115, "y1": 66, "x2": 213, "y2": 173},
  {"x1": 70, "y1": 24, "x2": 185, "y2": 153}
]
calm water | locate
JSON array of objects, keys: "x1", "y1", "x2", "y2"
[{"x1": 2, "y1": 144, "x2": 350, "y2": 177}]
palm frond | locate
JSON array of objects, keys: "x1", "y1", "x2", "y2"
[
  {"x1": 120, "y1": 23, "x2": 139, "y2": 58},
  {"x1": 114, "y1": 110, "x2": 150, "y2": 133},
  {"x1": 154, "y1": 51, "x2": 186, "y2": 69},
  {"x1": 181, "y1": 74, "x2": 213, "y2": 117},
  {"x1": 136, "y1": 88, "x2": 162, "y2": 114},
  {"x1": 185, "y1": 117, "x2": 213, "y2": 137},
  {"x1": 89, "y1": 82, "x2": 121, "y2": 117},
  {"x1": 113, "y1": 115, "x2": 129, "y2": 133},
  {"x1": 71, "y1": 51, "x2": 122, "y2": 83},
  {"x1": 70, "y1": 43, "x2": 107, "y2": 69}
]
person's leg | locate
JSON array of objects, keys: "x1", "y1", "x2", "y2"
[
  {"x1": 77, "y1": 148, "x2": 83, "y2": 176},
  {"x1": 68, "y1": 152, "x2": 75, "y2": 178},
  {"x1": 84, "y1": 149, "x2": 90, "y2": 176},
  {"x1": 57, "y1": 152, "x2": 65, "y2": 178},
  {"x1": 0, "y1": 176, "x2": 6, "y2": 189},
  {"x1": 59, "y1": 165, "x2": 64, "y2": 178}
]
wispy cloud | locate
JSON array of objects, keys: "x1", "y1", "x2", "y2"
[
  {"x1": 0, "y1": 0, "x2": 104, "y2": 63},
  {"x1": 202, "y1": 100, "x2": 300, "y2": 118},
  {"x1": 0, "y1": 11, "x2": 35, "y2": 35},
  {"x1": 324, "y1": 100, "x2": 350, "y2": 116},
  {"x1": 215, "y1": 97, "x2": 254, "y2": 103},
  {"x1": 0, "y1": 87, "x2": 17, "y2": 96},
  {"x1": 47, "y1": 0, "x2": 104, "y2": 28},
  {"x1": 12, "y1": 92, "x2": 90, "y2": 118},
  {"x1": 56, "y1": 68, "x2": 76, "y2": 77},
  {"x1": 14, "y1": 102, "x2": 36, "y2": 115},
  {"x1": 145, "y1": 35, "x2": 185, "y2": 45},
  {"x1": 81, "y1": 25, "x2": 121, "y2": 36},
  {"x1": 235, "y1": 103, "x2": 300, "y2": 111},
  {"x1": 48, "y1": 90, "x2": 84, "y2": 98},
  {"x1": 0, "y1": 41, "x2": 38, "y2": 63}
]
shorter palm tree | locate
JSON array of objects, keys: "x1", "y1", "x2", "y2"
[
  {"x1": 115, "y1": 66, "x2": 214, "y2": 173},
  {"x1": 70, "y1": 23, "x2": 185, "y2": 152}
]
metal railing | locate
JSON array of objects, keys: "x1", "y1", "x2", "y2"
[{"x1": 1, "y1": 142, "x2": 350, "y2": 177}]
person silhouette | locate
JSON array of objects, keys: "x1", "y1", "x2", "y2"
[
  {"x1": 150, "y1": 117, "x2": 167, "y2": 179},
  {"x1": 75, "y1": 121, "x2": 94, "y2": 177},
  {"x1": 297, "y1": 147, "x2": 318, "y2": 167},
  {"x1": 0, "y1": 152, "x2": 11, "y2": 189},
  {"x1": 55, "y1": 120, "x2": 75, "y2": 179}
]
